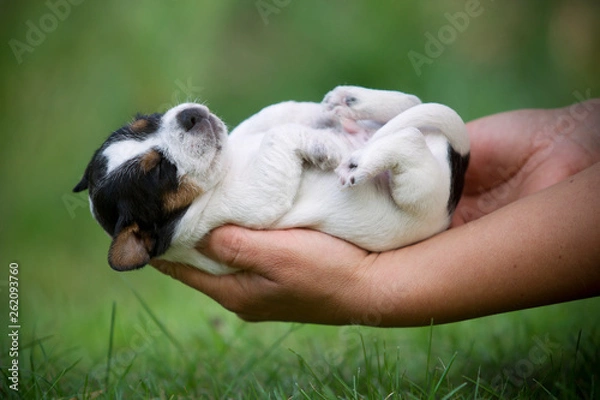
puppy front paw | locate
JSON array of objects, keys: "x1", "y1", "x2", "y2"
[{"x1": 303, "y1": 139, "x2": 342, "y2": 171}]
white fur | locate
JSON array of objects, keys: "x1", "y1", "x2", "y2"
[
  {"x1": 103, "y1": 137, "x2": 162, "y2": 175},
  {"x1": 104, "y1": 86, "x2": 469, "y2": 275},
  {"x1": 158, "y1": 103, "x2": 230, "y2": 190}
]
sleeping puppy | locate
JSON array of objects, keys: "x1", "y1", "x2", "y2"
[{"x1": 74, "y1": 86, "x2": 469, "y2": 274}]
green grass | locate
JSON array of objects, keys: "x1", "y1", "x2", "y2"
[
  {"x1": 1, "y1": 1, "x2": 599, "y2": 399},
  {"x1": 2, "y1": 288, "x2": 599, "y2": 398}
]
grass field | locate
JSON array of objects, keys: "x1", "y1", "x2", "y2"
[
  {"x1": 3, "y1": 286, "x2": 600, "y2": 398},
  {"x1": 1, "y1": 1, "x2": 599, "y2": 398}
]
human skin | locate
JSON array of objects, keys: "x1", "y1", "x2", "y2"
[{"x1": 151, "y1": 99, "x2": 600, "y2": 327}]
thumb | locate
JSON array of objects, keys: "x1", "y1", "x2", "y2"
[{"x1": 197, "y1": 225, "x2": 281, "y2": 274}]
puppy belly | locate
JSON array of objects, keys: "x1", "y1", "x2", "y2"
[{"x1": 271, "y1": 171, "x2": 443, "y2": 252}]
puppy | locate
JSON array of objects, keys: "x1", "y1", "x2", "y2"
[{"x1": 74, "y1": 86, "x2": 469, "y2": 274}]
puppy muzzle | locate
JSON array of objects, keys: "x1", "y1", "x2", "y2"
[{"x1": 176, "y1": 106, "x2": 223, "y2": 137}]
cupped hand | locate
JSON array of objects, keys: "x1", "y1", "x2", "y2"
[
  {"x1": 152, "y1": 227, "x2": 378, "y2": 324},
  {"x1": 453, "y1": 100, "x2": 600, "y2": 225}
]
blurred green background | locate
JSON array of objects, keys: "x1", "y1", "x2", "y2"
[{"x1": 1, "y1": 0, "x2": 599, "y2": 395}]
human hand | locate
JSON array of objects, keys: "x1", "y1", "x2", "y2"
[
  {"x1": 453, "y1": 99, "x2": 600, "y2": 225},
  {"x1": 152, "y1": 227, "x2": 378, "y2": 324},
  {"x1": 152, "y1": 100, "x2": 600, "y2": 325}
]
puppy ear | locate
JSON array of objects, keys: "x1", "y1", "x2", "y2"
[
  {"x1": 73, "y1": 175, "x2": 89, "y2": 192},
  {"x1": 108, "y1": 223, "x2": 154, "y2": 271}
]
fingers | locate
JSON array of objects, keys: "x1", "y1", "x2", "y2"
[
  {"x1": 151, "y1": 255, "x2": 286, "y2": 321},
  {"x1": 150, "y1": 258, "x2": 252, "y2": 312},
  {"x1": 151, "y1": 226, "x2": 372, "y2": 323},
  {"x1": 197, "y1": 225, "x2": 265, "y2": 271},
  {"x1": 150, "y1": 258, "x2": 224, "y2": 293},
  {"x1": 151, "y1": 227, "x2": 297, "y2": 316},
  {"x1": 197, "y1": 226, "x2": 319, "y2": 277}
]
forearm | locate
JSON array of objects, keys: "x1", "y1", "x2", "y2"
[
  {"x1": 373, "y1": 162, "x2": 600, "y2": 326},
  {"x1": 154, "y1": 164, "x2": 600, "y2": 326}
]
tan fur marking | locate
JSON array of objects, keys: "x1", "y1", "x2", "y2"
[
  {"x1": 163, "y1": 176, "x2": 203, "y2": 212},
  {"x1": 109, "y1": 223, "x2": 153, "y2": 270},
  {"x1": 139, "y1": 150, "x2": 161, "y2": 173},
  {"x1": 130, "y1": 118, "x2": 149, "y2": 132}
]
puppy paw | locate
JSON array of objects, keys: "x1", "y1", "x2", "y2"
[
  {"x1": 322, "y1": 86, "x2": 364, "y2": 117},
  {"x1": 323, "y1": 86, "x2": 421, "y2": 127},
  {"x1": 304, "y1": 139, "x2": 342, "y2": 170},
  {"x1": 323, "y1": 86, "x2": 372, "y2": 134},
  {"x1": 335, "y1": 153, "x2": 371, "y2": 187}
]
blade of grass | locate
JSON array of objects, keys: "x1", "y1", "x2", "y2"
[
  {"x1": 573, "y1": 328, "x2": 582, "y2": 370},
  {"x1": 404, "y1": 375, "x2": 427, "y2": 398},
  {"x1": 28, "y1": 327, "x2": 39, "y2": 399},
  {"x1": 81, "y1": 373, "x2": 89, "y2": 400},
  {"x1": 360, "y1": 333, "x2": 372, "y2": 388},
  {"x1": 375, "y1": 339, "x2": 383, "y2": 384},
  {"x1": 473, "y1": 366, "x2": 481, "y2": 399},
  {"x1": 425, "y1": 319, "x2": 434, "y2": 390},
  {"x1": 439, "y1": 382, "x2": 468, "y2": 400},
  {"x1": 532, "y1": 378, "x2": 559, "y2": 399},
  {"x1": 105, "y1": 301, "x2": 116, "y2": 391},
  {"x1": 27, "y1": 332, "x2": 54, "y2": 399},
  {"x1": 430, "y1": 352, "x2": 458, "y2": 398},
  {"x1": 289, "y1": 349, "x2": 338, "y2": 399},
  {"x1": 221, "y1": 324, "x2": 304, "y2": 397},
  {"x1": 395, "y1": 346, "x2": 401, "y2": 393},
  {"x1": 114, "y1": 353, "x2": 138, "y2": 388},
  {"x1": 332, "y1": 371, "x2": 355, "y2": 395},
  {"x1": 289, "y1": 349, "x2": 327, "y2": 391},
  {"x1": 42, "y1": 358, "x2": 82, "y2": 398},
  {"x1": 130, "y1": 288, "x2": 187, "y2": 358},
  {"x1": 297, "y1": 384, "x2": 315, "y2": 400},
  {"x1": 21, "y1": 334, "x2": 54, "y2": 350},
  {"x1": 462, "y1": 375, "x2": 503, "y2": 399}
]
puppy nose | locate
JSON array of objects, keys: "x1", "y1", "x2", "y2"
[{"x1": 177, "y1": 107, "x2": 209, "y2": 132}]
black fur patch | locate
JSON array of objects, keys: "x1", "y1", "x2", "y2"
[
  {"x1": 73, "y1": 113, "x2": 189, "y2": 266},
  {"x1": 73, "y1": 113, "x2": 164, "y2": 192},
  {"x1": 447, "y1": 146, "x2": 470, "y2": 214}
]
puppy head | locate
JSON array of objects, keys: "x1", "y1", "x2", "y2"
[{"x1": 74, "y1": 104, "x2": 228, "y2": 271}]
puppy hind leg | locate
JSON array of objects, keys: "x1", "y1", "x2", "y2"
[
  {"x1": 322, "y1": 86, "x2": 422, "y2": 125},
  {"x1": 369, "y1": 102, "x2": 469, "y2": 155},
  {"x1": 336, "y1": 127, "x2": 446, "y2": 212}
]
